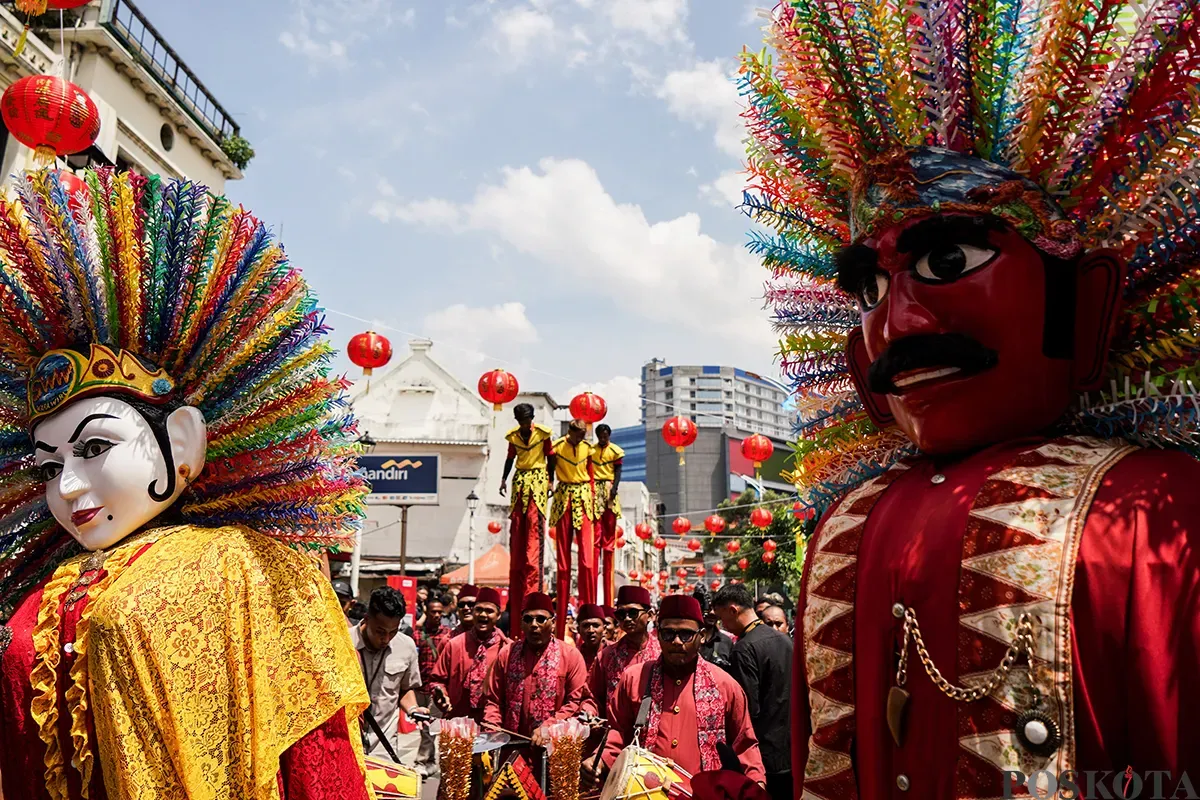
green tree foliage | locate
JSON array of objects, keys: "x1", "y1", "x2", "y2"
[{"x1": 707, "y1": 489, "x2": 815, "y2": 600}]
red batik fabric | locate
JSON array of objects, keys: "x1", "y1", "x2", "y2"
[
  {"x1": 504, "y1": 638, "x2": 563, "y2": 731},
  {"x1": 647, "y1": 659, "x2": 724, "y2": 771}
]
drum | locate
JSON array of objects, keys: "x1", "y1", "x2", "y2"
[
  {"x1": 364, "y1": 755, "x2": 421, "y2": 799},
  {"x1": 600, "y1": 746, "x2": 691, "y2": 800}
]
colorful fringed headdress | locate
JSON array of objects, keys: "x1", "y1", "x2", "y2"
[
  {"x1": 0, "y1": 169, "x2": 367, "y2": 617},
  {"x1": 742, "y1": 0, "x2": 1200, "y2": 514}
]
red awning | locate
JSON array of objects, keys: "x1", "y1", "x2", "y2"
[{"x1": 440, "y1": 543, "x2": 511, "y2": 586}]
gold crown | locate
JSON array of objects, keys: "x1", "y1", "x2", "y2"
[{"x1": 27, "y1": 344, "x2": 176, "y2": 425}]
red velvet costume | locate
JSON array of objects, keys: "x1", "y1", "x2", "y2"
[{"x1": 793, "y1": 441, "x2": 1200, "y2": 797}]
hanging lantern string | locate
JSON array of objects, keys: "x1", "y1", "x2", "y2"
[{"x1": 326, "y1": 308, "x2": 763, "y2": 425}]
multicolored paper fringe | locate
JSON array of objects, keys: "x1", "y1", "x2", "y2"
[
  {"x1": 0, "y1": 169, "x2": 367, "y2": 618},
  {"x1": 743, "y1": 0, "x2": 1200, "y2": 517}
]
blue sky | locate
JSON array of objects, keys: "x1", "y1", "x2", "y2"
[{"x1": 138, "y1": 0, "x2": 776, "y2": 427}]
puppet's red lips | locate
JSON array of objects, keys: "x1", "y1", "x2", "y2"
[{"x1": 71, "y1": 506, "x2": 103, "y2": 527}]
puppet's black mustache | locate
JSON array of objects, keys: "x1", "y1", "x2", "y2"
[{"x1": 867, "y1": 333, "x2": 998, "y2": 394}]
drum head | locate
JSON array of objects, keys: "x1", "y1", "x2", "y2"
[
  {"x1": 473, "y1": 732, "x2": 511, "y2": 753},
  {"x1": 600, "y1": 749, "x2": 636, "y2": 800}
]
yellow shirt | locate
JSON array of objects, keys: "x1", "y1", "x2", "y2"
[
  {"x1": 552, "y1": 438, "x2": 593, "y2": 483},
  {"x1": 590, "y1": 442, "x2": 625, "y2": 481},
  {"x1": 506, "y1": 424, "x2": 553, "y2": 471}
]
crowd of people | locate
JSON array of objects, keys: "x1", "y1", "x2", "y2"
[{"x1": 336, "y1": 577, "x2": 795, "y2": 799}]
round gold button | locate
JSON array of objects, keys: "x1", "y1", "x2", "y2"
[
  {"x1": 671, "y1": 738, "x2": 678, "y2": 747},
  {"x1": 674, "y1": 679, "x2": 682, "y2": 686},
  {"x1": 891, "y1": 603, "x2": 905, "y2": 619},
  {"x1": 673, "y1": 705, "x2": 680, "y2": 713},
  {"x1": 896, "y1": 774, "x2": 910, "y2": 791}
]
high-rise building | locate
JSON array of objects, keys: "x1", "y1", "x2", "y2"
[
  {"x1": 635, "y1": 360, "x2": 795, "y2": 520},
  {"x1": 639, "y1": 360, "x2": 791, "y2": 439}
]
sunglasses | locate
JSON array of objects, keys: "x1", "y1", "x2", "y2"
[
  {"x1": 614, "y1": 608, "x2": 645, "y2": 621},
  {"x1": 657, "y1": 628, "x2": 699, "y2": 644},
  {"x1": 522, "y1": 614, "x2": 553, "y2": 625},
  {"x1": 458, "y1": 601, "x2": 475, "y2": 610}
]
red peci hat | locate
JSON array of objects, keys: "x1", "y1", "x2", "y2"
[
  {"x1": 577, "y1": 603, "x2": 605, "y2": 622},
  {"x1": 659, "y1": 594, "x2": 703, "y2": 624},
  {"x1": 458, "y1": 584, "x2": 479, "y2": 601},
  {"x1": 616, "y1": 585, "x2": 652, "y2": 608},
  {"x1": 475, "y1": 587, "x2": 502, "y2": 609},
  {"x1": 524, "y1": 592, "x2": 555, "y2": 614}
]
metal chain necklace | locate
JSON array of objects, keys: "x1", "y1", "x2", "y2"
[{"x1": 887, "y1": 606, "x2": 1059, "y2": 756}]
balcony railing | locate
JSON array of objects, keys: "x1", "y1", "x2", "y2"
[{"x1": 99, "y1": 0, "x2": 238, "y2": 144}]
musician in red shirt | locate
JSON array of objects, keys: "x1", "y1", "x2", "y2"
[
  {"x1": 574, "y1": 603, "x2": 607, "y2": 672},
  {"x1": 427, "y1": 587, "x2": 508, "y2": 722},
  {"x1": 587, "y1": 595, "x2": 765, "y2": 787},
  {"x1": 483, "y1": 592, "x2": 594, "y2": 738}
]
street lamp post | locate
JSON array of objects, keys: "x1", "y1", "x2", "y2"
[{"x1": 466, "y1": 490, "x2": 480, "y2": 585}]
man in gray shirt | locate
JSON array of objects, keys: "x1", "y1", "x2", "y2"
[{"x1": 349, "y1": 586, "x2": 427, "y2": 760}]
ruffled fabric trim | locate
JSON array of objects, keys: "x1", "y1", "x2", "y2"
[
  {"x1": 30, "y1": 559, "x2": 82, "y2": 800},
  {"x1": 31, "y1": 528, "x2": 171, "y2": 800}
]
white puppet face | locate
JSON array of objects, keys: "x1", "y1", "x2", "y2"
[{"x1": 32, "y1": 396, "x2": 206, "y2": 551}]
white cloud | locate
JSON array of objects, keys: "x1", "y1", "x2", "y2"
[
  {"x1": 700, "y1": 169, "x2": 745, "y2": 208},
  {"x1": 373, "y1": 158, "x2": 772, "y2": 348},
  {"x1": 604, "y1": 0, "x2": 688, "y2": 43},
  {"x1": 422, "y1": 302, "x2": 540, "y2": 381},
  {"x1": 658, "y1": 60, "x2": 744, "y2": 158},
  {"x1": 492, "y1": 6, "x2": 558, "y2": 64},
  {"x1": 279, "y1": 0, "x2": 402, "y2": 71},
  {"x1": 566, "y1": 376, "x2": 641, "y2": 428}
]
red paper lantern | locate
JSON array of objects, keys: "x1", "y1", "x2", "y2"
[
  {"x1": 55, "y1": 170, "x2": 89, "y2": 211},
  {"x1": 569, "y1": 392, "x2": 607, "y2": 426},
  {"x1": 16, "y1": 0, "x2": 90, "y2": 12},
  {"x1": 695, "y1": 565, "x2": 706, "y2": 577},
  {"x1": 672, "y1": 517, "x2": 692, "y2": 536},
  {"x1": 710, "y1": 579, "x2": 722, "y2": 591},
  {"x1": 726, "y1": 540, "x2": 741, "y2": 555},
  {"x1": 676, "y1": 567, "x2": 688, "y2": 578},
  {"x1": 629, "y1": 570, "x2": 640, "y2": 582},
  {"x1": 659, "y1": 570, "x2": 669, "y2": 580},
  {"x1": 1, "y1": 75, "x2": 100, "y2": 165},
  {"x1": 478, "y1": 368, "x2": 520, "y2": 412},
  {"x1": 704, "y1": 514, "x2": 726, "y2": 535},
  {"x1": 686, "y1": 538, "x2": 701, "y2": 552},
  {"x1": 763, "y1": 538, "x2": 778, "y2": 552},
  {"x1": 741, "y1": 433, "x2": 774, "y2": 470},
  {"x1": 616, "y1": 536, "x2": 626, "y2": 549},
  {"x1": 487, "y1": 520, "x2": 503, "y2": 535},
  {"x1": 762, "y1": 550, "x2": 777, "y2": 564},
  {"x1": 750, "y1": 507, "x2": 774, "y2": 529},
  {"x1": 712, "y1": 563, "x2": 724, "y2": 576},
  {"x1": 653, "y1": 537, "x2": 667, "y2": 551},
  {"x1": 661, "y1": 416, "x2": 698, "y2": 464},
  {"x1": 347, "y1": 331, "x2": 392, "y2": 376},
  {"x1": 737, "y1": 557, "x2": 749, "y2": 570},
  {"x1": 635, "y1": 522, "x2": 654, "y2": 541}
]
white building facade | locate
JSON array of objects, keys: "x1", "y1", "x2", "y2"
[{"x1": 0, "y1": 0, "x2": 241, "y2": 190}]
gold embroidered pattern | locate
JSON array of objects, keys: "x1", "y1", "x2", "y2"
[
  {"x1": 512, "y1": 468, "x2": 550, "y2": 516},
  {"x1": 550, "y1": 482, "x2": 596, "y2": 528},
  {"x1": 31, "y1": 524, "x2": 370, "y2": 800}
]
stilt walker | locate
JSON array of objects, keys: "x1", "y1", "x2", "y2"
[
  {"x1": 499, "y1": 403, "x2": 553, "y2": 632},
  {"x1": 549, "y1": 419, "x2": 596, "y2": 638},
  {"x1": 740, "y1": 1, "x2": 1200, "y2": 794},
  {"x1": 590, "y1": 424, "x2": 624, "y2": 607}
]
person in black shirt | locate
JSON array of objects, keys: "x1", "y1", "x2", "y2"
[
  {"x1": 713, "y1": 583, "x2": 792, "y2": 800},
  {"x1": 692, "y1": 585, "x2": 734, "y2": 669}
]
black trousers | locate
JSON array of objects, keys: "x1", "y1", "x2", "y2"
[{"x1": 766, "y1": 771, "x2": 794, "y2": 800}]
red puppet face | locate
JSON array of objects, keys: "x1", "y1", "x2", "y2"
[{"x1": 841, "y1": 213, "x2": 1124, "y2": 455}]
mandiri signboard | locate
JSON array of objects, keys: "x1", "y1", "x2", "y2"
[{"x1": 360, "y1": 455, "x2": 440, "y2": 505}]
